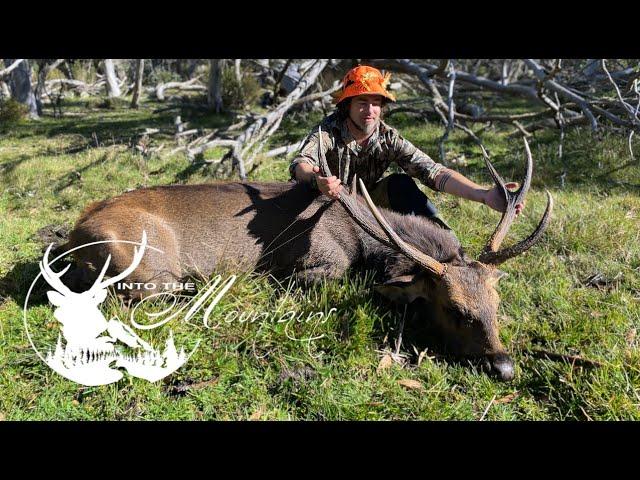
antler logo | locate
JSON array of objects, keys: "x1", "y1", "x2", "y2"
[{"x1": 25, "y1": 231, "x2": 197, "y2": 386}]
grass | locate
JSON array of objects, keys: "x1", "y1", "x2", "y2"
[{"x1": 0, "y1": 92, "x2": 639, "y2": 420}]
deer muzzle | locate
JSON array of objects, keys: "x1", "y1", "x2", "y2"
[{"x1": 483, "y1": 352, "x2": 515, "y2": 382}]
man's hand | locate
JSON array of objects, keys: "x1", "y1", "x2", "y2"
[
  {"x1": 312, "y1": 165, "x2": 343, "y2": 200},
  {"x1": 483, "y1": 182, "x2": 525, "y2": 216}
]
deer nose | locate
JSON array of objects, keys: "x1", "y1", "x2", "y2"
[{"x1": 487, "y1": 353, "x2": 515, "y2": 382}]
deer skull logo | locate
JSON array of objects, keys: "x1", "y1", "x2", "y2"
[{"x1": 27, "y1": 231, "x2": 196, "y2": 386}]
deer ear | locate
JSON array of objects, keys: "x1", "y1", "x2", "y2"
[
  {"x1": 46, "y1": 291, "x2": 65, "y2": 307},
  {"x1": 374, "y1": 274, "x2": 429, "y2": 304}
]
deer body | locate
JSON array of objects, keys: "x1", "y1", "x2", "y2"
[
  {"x1": 67, "y1": 182, "x2": 460, "y2": 288},
  {"x1": 62, "y1": 138, "x2": 552, "y2": 382}
]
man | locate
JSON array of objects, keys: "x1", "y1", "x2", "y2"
[{"x1": 290, "y1": 65, "x2": 524, "y2": 227}]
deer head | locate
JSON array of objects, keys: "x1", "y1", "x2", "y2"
[
  {"x1": 317, "y1": 128, "x2": 553, "y2": 381},
  {"x1": 40, "y1": 231, "x2": 148, "y2": 347}
]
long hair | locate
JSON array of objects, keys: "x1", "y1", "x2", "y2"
[{"x1": 336, "y1": 98, "x2": 351, "y2": 121}]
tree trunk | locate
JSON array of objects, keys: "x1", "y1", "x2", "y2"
[
  {"x1": 234, "y1": 59, "x2": 242, "y2": 83},
  {"x1": 130, "y1": 59, "x2": 144, "y2": 108},
  {"x1": 0, "y1": 80, "x2": 11, "y2": 99},
  {"x1": 208, "y1": 59, "x2": 223, "y2": 113},
  {"x1": 103, "y1": 59, "x2": 121, "y2": 98},
  {"x1": 186, "y1": 59, "x2": 199, "y2": 78},
  {"x1": 60, "y1": 60, "x2": 74, "y2": 80},
  {"x1": 3, "y1": 58, "x2": 38, "y2": 118},
  {"x1": 0, "y1": 59, "x2": 25, "y2": 79},
  {"x1": 34, "y1": 59, "x2": 64, "y2": 115}
]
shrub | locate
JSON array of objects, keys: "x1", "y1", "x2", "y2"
[
  {"x1": 0, "y1": 98, "x2": 28, "y2": 130},
  {"x1": 221, "y1": 66, "x2": 261, "y2": 110}
]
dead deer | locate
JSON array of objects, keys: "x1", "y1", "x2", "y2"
[{"x1": 60, "y1": 136, "x2": 552, "y2": 381}]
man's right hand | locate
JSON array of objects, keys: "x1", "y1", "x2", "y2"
[{"x1": 312, "y1": 165, "x2": 343, "y2": 200}]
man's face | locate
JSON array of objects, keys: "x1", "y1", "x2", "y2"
[{"x1": 348, "y1": 94, "x2": 383, "y2": 136}]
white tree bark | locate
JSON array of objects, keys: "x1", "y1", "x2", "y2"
[
  {"x1": 154, "y1": 77, "x2": 205, "y2": 101},
  {"x1": 130, "y1": 59, "x2": 144, "y2": 108},
  {"x1": 234, "y1": 59, "x2": 242, "y2": 83},
  {"x1": 0, "y1": 59, "x2": 25, "y2": 79},
  {"x1": 35, "y1": 59, "x2": 64, "y2": 115},
  {"x1": 236, "y1": 59, "x2": 329, "y2": 172},
  {"x1": 3, "y1": 58, "x2": 38, "y2": 118},
  {"x1": 103, "y1": 59, "x2": 121, "y2": 98},
  {"x1": 208, "y1": 59, "x2": 223, "y2": 112},
  {"x1": 0, "y1": 80, "x2": 10, "y2": 99}
]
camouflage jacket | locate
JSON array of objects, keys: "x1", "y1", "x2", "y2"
[{"x1": 289, "y1": 113, "x2": 446, "y2": 191}]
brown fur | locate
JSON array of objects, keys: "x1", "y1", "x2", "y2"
[{"x1": 65, "y1": 180, "x2": 512, "y2": 378}]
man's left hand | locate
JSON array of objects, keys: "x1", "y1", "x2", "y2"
[{"x1": 483, "y1": 182, "x2": 525, "y2": 216}]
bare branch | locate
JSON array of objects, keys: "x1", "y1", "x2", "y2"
[
  {"x1": 601, "y1": 59, "x2": 640, "y2": 126},
  {"x1": 0, "y1": 59, "x2": 25, "y2": 79},
  {"x1": 155, "y1": 77, "x2": 205, "y2": 101},
  {"x1": 525, "y1": 59, "x2": 598, "y2": 130}
]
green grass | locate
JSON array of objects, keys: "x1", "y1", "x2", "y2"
[{"x1": 1, "y1": 93, "x2": 639, "y2": 420}]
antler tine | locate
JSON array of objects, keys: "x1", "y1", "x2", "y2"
[
  {"x1": 358, "y1": 179, "x2": 447, "y2": 277},
  {"x1": 317, "y1": 126, "x2": 332, "y2": 178},
  {"x1": 481, "y1": 138, "x2": 534, "y2": 255},
  {"x1": 40, "y1": 243, "x2": 73, "y2": 296},
  {"x1": 317, "y1": 125, "x2": 395, "y2": 249},
  {"x1": 479, "y1": 190, "x2": 554, "y2": 265},
  {"x1": 94, "y1": 231, "x2": 148, "y2": 290},
  {"x1": 519, "y1": 138, "x2": 533, "y2": 203},
  {"x1": 480, "y1": 144, "x2": 506, "y2": 192}
]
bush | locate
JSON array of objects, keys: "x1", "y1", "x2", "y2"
[
  {"x1": 69, "y1": 60, "x2": 98, "y2": 84},
  {"x1": 96, "y1": 97, "x2": 130, "y2": 110},
  {"x1": 148, "y1": 68, "x2": 181, "y2": 86},
  {"x1": 221, "y1": 66, "x2": 261, "y2": 110},
  {"x1": 0, "y1": 98, "x2": 28, "y2": 130}
]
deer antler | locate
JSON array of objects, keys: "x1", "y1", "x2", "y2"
[
  {"x1": 317, "y1": 127, "x2": 447, "y2": 277},
  {"x1": 40, "y1": 243, "x2": 74, "y2": 296},
  {"x1": 478, "y1": 139, "x2": 553, "y2": 265},
  {"x1": 88, "y1": 231, "x2": 148, "y2": 293}
]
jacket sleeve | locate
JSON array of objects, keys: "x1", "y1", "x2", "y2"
[
  {"x1": 388, "y1": 130, "x2": 446, "y2": 191},
  {"x1": 289, "y1": 128, "x2": 333, "y2": 180}
]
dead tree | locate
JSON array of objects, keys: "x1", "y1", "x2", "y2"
[
  {"x1": 103, "y1": 59, "x2": 121, "y2": 98},
  {"x1": 208, "y1": 59, "x2": 223, "y2": 113},
  {"x1": 130, "y1": 59, "x2": 144, "y2": 109},
  {"x1": 34, "y1": 59, "x2": 65, "y2": 115},
  {"x1": 0, "y1": 59, "x2": 25, "y2": 80},
  {"x1": 188, "y1": 59, "x2": 330, "y2": 179},
  {"x1": 153, "y1": 77, "x2": 206, "y2": 101},
  {"x1": 3, "y1": 58, "x2": 39, "y2": 118}
]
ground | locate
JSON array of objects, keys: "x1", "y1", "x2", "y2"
[{"x1": 1, "y1": 94, "x2": 639, "y2": 420}]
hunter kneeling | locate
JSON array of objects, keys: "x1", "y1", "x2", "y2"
[{"x1": 290, "y1": 65, "x2": 525, "y2": 225}]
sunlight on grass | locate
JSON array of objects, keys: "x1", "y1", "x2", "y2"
[{"x1": 1, "y1": 94, "x2": 639, "y2": 420}]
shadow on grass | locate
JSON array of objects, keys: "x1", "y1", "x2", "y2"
[
  {"x1": 7, "y1": 97, "x2": 234, "y2": 142},
  {"x1": 0, "y1": 259, "x2": 53, "y2": 309},
  {"x1": 1, "y1": 225, "x2": 75, "y2": 308},
  {"x1": 172, "y1": 161, "x2": 207, "y2": 183},
  {"x1": 53, "y1": 152, "x2": 112, "y2": 193},
  {"x1": 0, "y1": 154, "x2": 31, "y2": 182}
]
